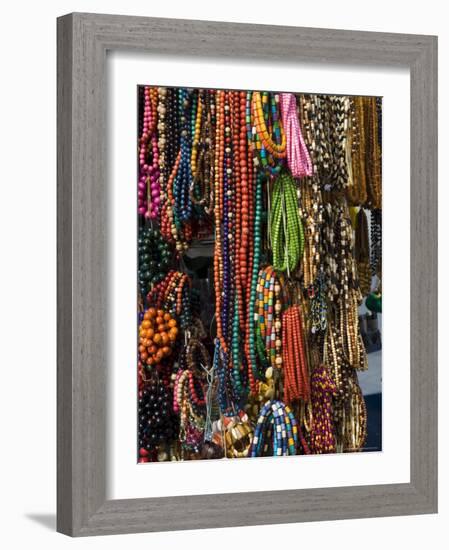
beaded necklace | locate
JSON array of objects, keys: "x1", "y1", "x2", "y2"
[
  {"x1": 222, "y1": 412, "x2": 253, "y2": 458},
  {"x1": 189, "y1": 90, "x2": 215, "y2": 213},
  {"x1": 309, "y1": 364, "x2": 338, "y2": 454},
  {"x1": 270, "y1": 173, "x2": 304, "y2": 274},
  {"x1": 282, "y1": 305, "x2": 311, "y2": 404},
  {"x1": 250, "y1": 400, "x2": 300, "y2": 457},
  {"x1": 365, "y1": 96, "x2": 382, "y2": 209},
  {"x1": 328, "y1": 95, "x2": 350, "y2": 191},
  {"x1": 279, "y1": 92, "x2": 313, "y2": 178},
  {"x1": 173, "y1": 337, "x2": 211, "y2": 455},
  {"x1": 251, "y1": 91, "x2": 286, "y2": 175},
  {"x1": 246, "y1": 174, "x2": 265, "y2": 389},
  {"x1": 354, "y1": 208, "x2": 371, "y2": 296},
  {"x1": 298, "y1": 176, "x2": 322, "y2": 291},
  {"x1": 173, "y1": 88, "x2": 194, "y2": 223},
  {"x1": 255, "y1": 266, "x2": 283, "y2": 374},
  {"x1": 137, "y1": 225, "x2": 172, "y2": 298},
  {"x1": 138, "y1": 86, "x2": 161, "y2": 219},
  {"x1": 212, "y1": 90, "x2": 226, "y2": 351},
  {"x1": 370, "y1": 209, "x2": 382, "y2": 278},
  {"x1": 146, "y1": 270, "x2": 192, "y2": 332},
  {"x1": 346, "y1": 96, "x2": 368, "y2": 206}
]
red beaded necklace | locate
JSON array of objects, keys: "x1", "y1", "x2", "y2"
[{"x1": 282, "y1": 305, "x2": 311, "y2": 404}]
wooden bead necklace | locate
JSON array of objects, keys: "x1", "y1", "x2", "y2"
[
  {"x1": 365, "y1": 96, "x2": 382, "y2": 209},
  {"x1": 297, "y1": 176, "x2": 323, "y2": 291},
  {"x1": 354, "y1": 208, "x2": 371, "y2": 296},
  {"x1": 370, "y1": 208, "x2": 382, "y2": 278}
]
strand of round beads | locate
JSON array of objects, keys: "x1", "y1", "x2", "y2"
[
  {"x1": 279, "y1": 92, "x2": 312, "y2": 177},
  {"x1": 365, "y1": 96, "x2": 382, "y2": 209},
  {"x1": 244, "y1": 92, "x2": 259, "y2": 394},
  {"x1": 310, "y1": 364, "x2": 338, "y2": 454},
  {"x1": 157, "y1": 87, "x2": 168, "y2": 223},
  {"x1": 246, "y1": 173, "x2": 264, "y2": 388},
  {"x1": 138, "y1": 87, "x2": 161, "y2": 218},
  {"x1": 213, "y1": 90, "x2": 226, "y2": 352},
  {"x1": 221, "y1": 91, "x2": 234, "y2": 347},
  {"x1": 229, "y1": 92, "x2": 248, "y2": 399},
  {"x1": 346, "y1": 96, "x2": 368, "y2": 206},
  {"x1": 173, "y1": 88, "x2": 193, "y2": 223}
]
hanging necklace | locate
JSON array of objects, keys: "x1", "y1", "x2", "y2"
[
  {"x1": 310, "y1": 364, "x2": 338, "y2": 454},
  {"x1": 250, "y1": 400, "x2": 299, "y2": 457},
  {"x1": 282, "y1": 304, "x2": 311, "y2": 404},
  {"x1": 138, "y1": 86, "x2": 161, "y2": 219},
  {"x1": 279, "y1": 92, "x2": 312, "y2": 178},
  {"x1": 251, "y1": 91, "x2": 286, "y2": 175},
  {"x1": 354, "y1": 208, "x2": 371, "y2": 296},
  {"x1": 270, "y1": 173, "x2": 304, "y2": 274}
]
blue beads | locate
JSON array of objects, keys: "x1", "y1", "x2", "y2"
[
  {"x1": 173, "y1": 88, "x2": 193, "y2": 224},
  {"x1": 250, "y1": 400, "x2": 298, "y2": 457}
]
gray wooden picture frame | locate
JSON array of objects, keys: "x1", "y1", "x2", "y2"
[{"x1": 57, "y1": 12, "x2": 438, "y2": 537}]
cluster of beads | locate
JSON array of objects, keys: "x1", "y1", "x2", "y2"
[
  {"x1": 138, "y1": 308, "x2": 178, "y2": 368},
  {"x1": 138, "y1": 380, "x2": 178, "y2": 456},
  {"x1": 138, "y1": 226, "x2": 172, "y2": 297}
]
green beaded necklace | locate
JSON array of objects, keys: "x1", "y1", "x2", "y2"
[{"x1": 270, "y1": 173, "x2": 304, "y2": 274}]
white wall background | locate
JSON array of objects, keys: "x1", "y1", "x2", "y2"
[{"x1": 0, "y1": 0, "x2": 444, "y2": 547}]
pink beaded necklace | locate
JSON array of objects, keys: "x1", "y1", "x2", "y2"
[
  {"x1": 280, "y1": 92, "x2": 313, "y2": 178},
  {"x1": 138, "y1": 87, "x2": 161, "y2": 219}
]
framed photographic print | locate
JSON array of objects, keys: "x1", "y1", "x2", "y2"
[{"x1": 57, "y1": 12, "x2": 437, "y2": 536}]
